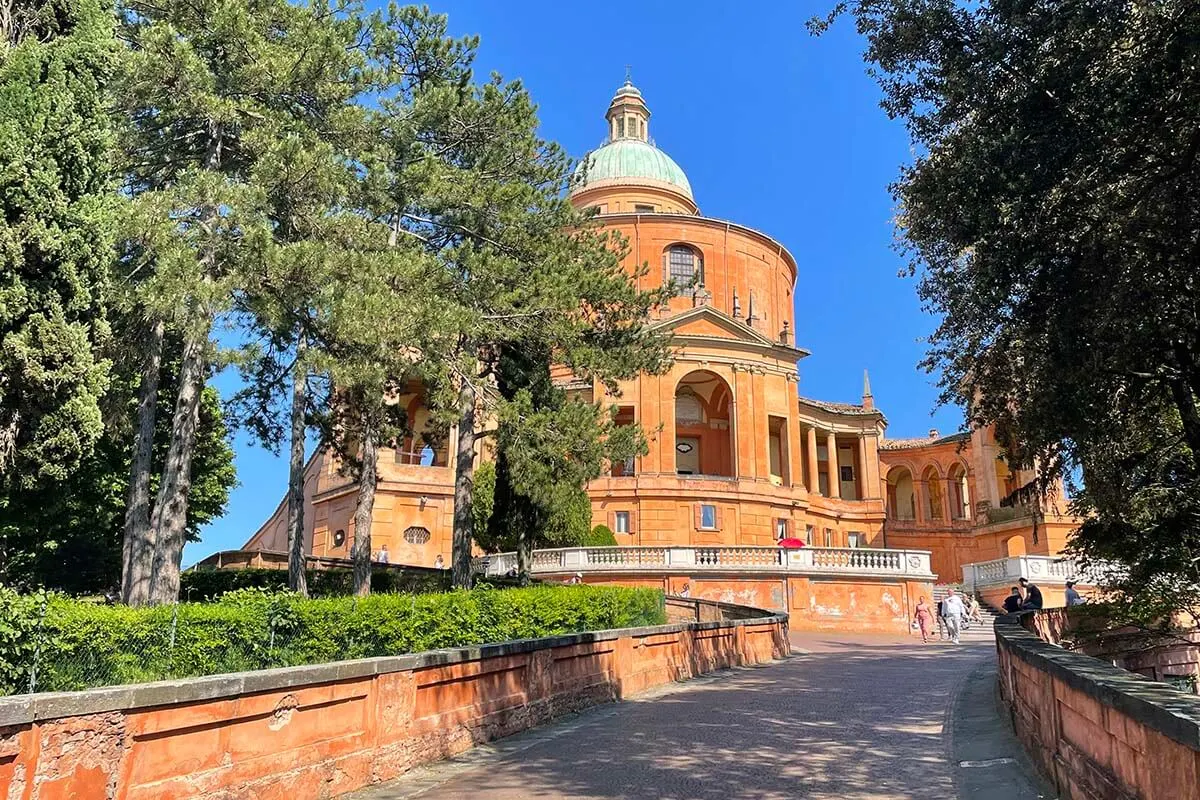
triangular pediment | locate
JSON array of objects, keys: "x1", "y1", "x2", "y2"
[
  {"x1": 650, "y1": 305, "x2": 794, "y2": 346},
  {"x1": 650, "y1": 305, "x2": 810, "y2": 361}
]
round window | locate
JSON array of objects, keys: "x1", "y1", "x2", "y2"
[
  {"x1": 404, "y1": 526, "x2": 431, "y2": 545},
  {"x1": 332, "y1": 529, "x2": 346, "y2": 547}
]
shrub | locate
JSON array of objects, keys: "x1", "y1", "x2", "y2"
[
  {"x1": 180, "y1": 565, "x2": 449, "y2": 601},
  {"x1": 3, "y1": 584, "x2": 665, "y2": 694},
  {"x1": 585, "y1": 524, "x2": 617, "y2": 547}
]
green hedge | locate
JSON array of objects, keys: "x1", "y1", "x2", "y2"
[
  {"x1": 180, "y1": 566, "x2": 450, "y2": 601},
  {"x1": 0, "y1": 584, "x2": 665, "y2": 695}
]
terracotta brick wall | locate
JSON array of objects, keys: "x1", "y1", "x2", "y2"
[
  {"x1": 995, "y1": 613, "x2": 1200, "y2": 799},
  {"x1": 0, "y1": 612, "x2": 787, "y2": 800}
]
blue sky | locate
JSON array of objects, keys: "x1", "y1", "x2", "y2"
[{"x1": 185, "y1": 1, "x2": 964, "y2": 565}]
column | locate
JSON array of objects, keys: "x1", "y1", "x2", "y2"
[
  {"x1": 826, "y1": 431, "x2": 841, "y2": 499},
  {"x1": 806, "y1": 426, "x2": 820, "y2": 494},
  {"x1": 858, "y1": 435, "x2": 870, "y2": 500}
]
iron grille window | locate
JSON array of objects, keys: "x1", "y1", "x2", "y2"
[{"x1": 668, "y1": 246, "x2": 701, "y2": 295}]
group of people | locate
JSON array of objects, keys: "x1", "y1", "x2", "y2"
[
  {"x1": 912, "y1": 587, "x2": 983, "y2": 644},
  {"x1": 911, "y1": 576, "x2": 1085, "y2": 644}
]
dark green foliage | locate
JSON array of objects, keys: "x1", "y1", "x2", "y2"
[
  {"x1": 180, "y1": 566, "x2": 449, "y2": 602},
  {"x1": 2, "y1": 585, "x2": 665, "y2": 694},
  {"x1": 0, "y1": 0, "x2": 118, "y2": 487},
  {"x1": 824, "y1": 1, "x2": 1200, "y2": 609},
  {"x1": 585, "y1": 525, "x2": 617, "y2": 547},
  {"x1": 0, "y1": 361, "x2": 235, "y2": 594}
]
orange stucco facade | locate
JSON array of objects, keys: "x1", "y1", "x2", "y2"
[{"x1": 244, "y1": 81, "x2": 1078, "y2": 585}]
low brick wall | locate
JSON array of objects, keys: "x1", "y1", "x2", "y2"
[
  {"x1": 995, "y1": 613, "x2": 1200, "y2": 799},
  {"x1": 0, "y1": 607, "x2": 787, "y2": 799},
  {"x1": 567, "y1": 573, "x2": 932, "y2": 635}
]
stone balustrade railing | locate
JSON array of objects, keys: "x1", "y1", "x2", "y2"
[
  {"x1": 473, "y1": 545, "x2": 935, "y2": 579},
  {"x1": 961, "y1": 555, "x2": 1112, "y2": 591}
]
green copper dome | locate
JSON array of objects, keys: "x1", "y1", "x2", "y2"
[{"x1": 571, "y1": 139, "x2": 693, "y2": 200}]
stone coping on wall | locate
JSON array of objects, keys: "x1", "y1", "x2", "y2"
[
  {"x1": 995, "y1": 612, "x2": 1200, "y2": 750},
  {"x1": 0, "y1": 613, "x2": 787, "y2": 730}
]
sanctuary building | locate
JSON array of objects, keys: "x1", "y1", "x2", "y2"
[{"x1": 244, "y1": 81, "x2": 1076, "y2": 584}]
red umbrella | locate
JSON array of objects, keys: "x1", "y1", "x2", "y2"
[{"x1": 777, "y1": 537, "x2": 806, "y2": 549}]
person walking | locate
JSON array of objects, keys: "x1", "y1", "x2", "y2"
[
  {"x1": 913, "y1": 596, "x2": 936, "y2": 643},
  {"x1": 941, "y1": 588, "x2": 966, "y2": 644},
  {"x1": 1018, "y1": 577, "x2": 1043, "y2": 610}
]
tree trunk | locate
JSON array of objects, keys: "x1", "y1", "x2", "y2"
[
  {"x1": 147, "y1": 321, "x2": 208, "y2": 605},
  {"x1": 287, "y1": 338, "x2": 309, "y2": 596},
  {"x1": 121, "y1": 317, "x2": 164, "y2": 606},
  {"x1": 351, "y1": 409, "x2": 378, "y2": 597},
  {"x1": 451, "y1": 381, "x2": 476, "y2": 589}
]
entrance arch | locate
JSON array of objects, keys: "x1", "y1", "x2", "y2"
[
  {"x1": 948, "y1": 463, "x2": 970, "y2": 519},
  {"x1": 674, "y1": 370, "x2": 733, "y2": 477}
]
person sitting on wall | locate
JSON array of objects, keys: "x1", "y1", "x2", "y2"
[
  {"x1": 434, "y1": 554, "x2": 445, "y2": 569},
  {"x1": 679, "y1": 582, "x2": 691, "y2": 598},
  {"x1": 1003, "y1": 586, "x2": 1022, "y2": 613},
  {"x1": 1018, "y1": 577, "x2": 1043, "y2": 610}
]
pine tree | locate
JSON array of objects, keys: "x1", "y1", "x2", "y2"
[
  {"x1": 115, "y1": 0, "x2": 371, "y2": 604},
  {"x1": 0, "y1": 0, "x2": 118, "y2": 489},
  {"x1": 369, "y1": 64, "x2": 673, "y2": 587}
]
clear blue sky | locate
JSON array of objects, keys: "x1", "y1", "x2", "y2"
[{"x1": 185, "y1": 0, "x2": 964, "y2": 565}]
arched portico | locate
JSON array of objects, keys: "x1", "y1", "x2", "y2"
[{"x1": 674, "y1": 370, "x2": 734, "y2": 477}]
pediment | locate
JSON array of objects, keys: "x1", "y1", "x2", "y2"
[{"x1": 651, "y1": 305, "x2": 810, "y2": 361}]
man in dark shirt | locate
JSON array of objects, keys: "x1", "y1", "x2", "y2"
[
  {"x1": 1003, "y1": 586, "x2": 1022, "y2": 613},
  {"x1": 1019, "y1": 577, "x2": 1043, "y2": 609}
]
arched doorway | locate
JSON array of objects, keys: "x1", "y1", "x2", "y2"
[
  {"x1": 886, "y1": 466, "x2": 916, "y2": 520},
  {"x1": 948, "y1": 463, "x2": 970, "y2": 519},
  {"x1": 674, "y1": 370, "x2": 733, "y2": 477}
]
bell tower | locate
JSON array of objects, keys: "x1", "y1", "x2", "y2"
[{"x1": 606, "y1": 79, "x2": 650, "y2": 143}]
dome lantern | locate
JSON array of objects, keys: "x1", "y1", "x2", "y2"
[{"x1": 569, "y1": 78, "x2": 697, "y2": 215}]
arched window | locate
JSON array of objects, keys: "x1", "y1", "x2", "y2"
[
  {"x1": 666, "y1": 245, "x2": 702, "y2": 296},
  {"x1": 404, "y1": 526, "x2": 431, "y2": 545}
]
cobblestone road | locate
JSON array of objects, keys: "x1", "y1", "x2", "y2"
[{"x1": 350, "y1": 632, "x2": 1046, "y2": 800}]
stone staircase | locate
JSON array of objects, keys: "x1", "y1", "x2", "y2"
[{"x1": 932, "y1": 585, "x2": 999, "y2": 644}]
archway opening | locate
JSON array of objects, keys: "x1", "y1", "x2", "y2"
[
  {"x1": 948, "y1": 463, "x2": 970, "y2": 519},
  {"x1": 886, "y1": 466, "x2": 915, "y2": 520},
  {"x1": 923, "y1": 465, "x2": 945, "y2": 520},
  {"x1": 674, "y1": 370, "x2": 733, "y2": 477}
]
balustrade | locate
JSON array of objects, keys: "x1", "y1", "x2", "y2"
[{"x1": 475, "y1": 545, "x2": 934, "y2": 578}]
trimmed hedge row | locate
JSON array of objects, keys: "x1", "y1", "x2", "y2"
[
  {"x1": 180, "y1": 566, "x2": 450, "y2": 601},
  {"x1": 1, "y1": 584, "x2": 665, "y2": 695}
]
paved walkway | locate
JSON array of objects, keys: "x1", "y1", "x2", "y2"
[{"x1": 349, "y1": 630, "x2": 1053, "y2": 800}]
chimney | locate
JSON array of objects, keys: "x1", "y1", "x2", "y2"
[{"x1": 928, "y1": 428, "x2": 939, "y2": 439}]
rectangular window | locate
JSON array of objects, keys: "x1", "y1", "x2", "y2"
[
  {"x1": 823, "y1": 528, "x2": 833, "y2": 547},
  {"x1": 617, "y1": 118, "x2": 625, "y2": 138},
  {"x1": 634, "y1": 203, "x2": 655, "y2": 213},
  {"x1": 804, "y1": 524, "x2": 815, "y2": 545},
  {"x1": 614, "y1": 511, "x2": 630, "y2": 534},
  {"x1": 840, "y1": 465, "x2": 854, "y2": 482},
  {"x1": 848, "y1": 531, "x2": 865, "y2": 548},
  {"x1": 668, "y1": 246, "x2": 701, "y2": 295},
  {"x1": 700, "y1": 504, "x2": 717, "y2": 530},
  {"x1": 775, "y1": 518, "x2": 789, "y2": 540}
]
